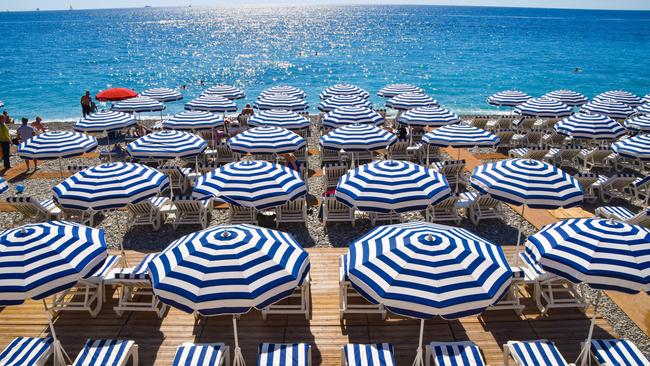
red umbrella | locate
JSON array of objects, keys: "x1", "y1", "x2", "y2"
[{"x1": 95, "y1": 88, "x2": 138, "y2": 102}]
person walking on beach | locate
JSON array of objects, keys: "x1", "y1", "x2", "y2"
[
  {"x1": 17, "y1": 117, "x2": 36, "y2": 171},
  {"x1": 81, "y1": 91, "x2": 92, "y2": 117},
  {"x1": 0, "y1": 117, "x2": 12, "y2": 169}
]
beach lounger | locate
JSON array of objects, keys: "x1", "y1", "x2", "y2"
[
  {"x1": 588, "y1": 339, "x2": 650, "y2": 366},
  {"x1": 197, "y1": 162, "x2": 225, "y2": 174},
  {"x1": 544, "y1": 145, "x2": 582, "y2": 168},
  {"x1": 573, "y1": 173, "x2": 599, "y2": 203},
  {"x1": 259, "y1": 343, "x2": 311, "y2": 366},
  {"x1": 66, "y1": 164, "x2": 89, "y2": 173},
  {"x1": 369, "y1": 211, "x2": 403, "y2": 226},
  {"x1": 261, "y1": 275, "x2": 311, "y2": 320},
  {"x1": 276, "y1": 198, "x2": 308, "y2": 227},
  {"x1": 321, "y1": 147, "x2": 344, "y2": 164},
  {"x1": 159, "y1": 166, "x2": 193, "y2": 193},
  {"x1": 126, "y1": 196, "x2": 170, "y2": 231},
  {"x1": 5, "y1": 196, "x2": 62, "y2": 223},
  {"x1": 323, "y1": 196, "x2": 356, "y2": 227},
  {"x1": 229, "y1": 204, "x2": 257, "y2": 225},
  {"x1": 593, "y1": 174, "x2": 638, "y2": 202},
  {"x1": 324, "y1": 162, "x2": 349, "y2": 190},
  {"x1": 342, "y1": 344, "x2": 395, "y2": 366},
  {"x1": 595, "y1": 206, "x2": 650, "y2": 227},
  {"x1": 431, "y1": 160, "x2": 465, "y2": 189},
  {"x1": 486, "y1": 116, "x2": 511, "y2": 130},
  {"x1": 463, "y1": 192, "x2": 505, "y2": 225},
  {"x1": 71, "y1": 339, "x2": 138, "y2": 366},
  {"x1": 512, "y1": 128, "x2": 544, "y2": 146},
  {"x1": 211, "y1": 145, "x2": 240, "y2": 164},
  {"x1": 416, "y1": 143, "x2": 440, "y2": 165},
  {"x1": 512, "y1": 116, "x2": 538, "y2": 132},
  {"x1": 508, "y1": 146, "x2": 550, "y2": 160},
  {"x1": 470, "y1": 116, "x2": 489, "y2": 129},
  {"x1": 577, "y1": 147, "x2": 614, "y2": 171},
  {"x1": 252, "y1": 153, "x2": 276, "y2": 162},
  {"x1": 504, "y1": 340, "x2": 571, "y2": 366},
  {"x1": 426, "y1": 196, "x2": 461, "y2": 225},
  {"x1": 389, "y1": 140, "x2": 412, "y2": 161},
  {"x1": 294, "y1": 146, "x2": 308, "y2": 163},
  {"x1": 60, "y1": 206, "x2": 97, "y2": 226},
  {"x1": 168, "y1": 196, "x2": 212, "y2": 229},
  {"x1": 0, "y1": 337, "x2": 53, "y2": 366},
  {"x1": 625, "y1": 176, "x2": 650, "y2": 205},
  {"x1": 494, "y1": 129, "x2": 516, "y2": 149},
  {"x1": 426, "y1": 341, "x2": 486, "y2": 366},
  {"x1": 339, "y1": 254, "x2": 386, "y2": 319},
  {"x1": 173, "y1": 342, "x2": 230, "y2": 366},
  {"x1": 542, "y1": 132, "x2": 569, "y2": 147}
]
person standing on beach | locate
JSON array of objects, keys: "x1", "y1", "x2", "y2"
[
  {"x1": 17, "y1": 117, "x2": 36, "y2": 171},
  {"x1": 0, "y1": 118, "x2": 11, "y2": 169},
  {"x1": 80, "y1": 91, "x2": 92, "y2": 117}
]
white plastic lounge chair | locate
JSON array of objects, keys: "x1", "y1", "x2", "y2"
[
  {"x1": 323, "y1": 162, "x2": 349, "y2": 190},
  {"x1": 0, "y1": 337, "x2": 53, "y2": 366},
  {"x1": 49, "y1": 254, "x2": 121, "y2": 318},
  {"x1": 323, "y1": 196, "x2": 356, "y2": 227},
  {"x1": 321, "y1": 147, "x2": 344, "y2": 164},
  {"x1": 261, "y1": 275, "x2": 311, "y2": 320},
  {"x1": 71, "y1": 339, "x2": 138, "y2": 366},
  {"x1": 126, "y1": 197, "x2": 170, "y2": 231},
  {"x1": 504, "y1": 340, "x2": 572, "y2": 366},
  {"x1": 258, "y1": 343, "x2": 311, "y2": 366},
  {"x1": 105, "y1": 253, "x2": 167, "y2": 318},
  {"x1": 369, "y1": 211, "x2": 403, "y2": 226},
  {"x1": 229, "y1": 204, "x2": 257, "y2": 225},
  {"x1": 588, "y1": 339, "x2": 650, "y2": 366},
  {"x1": 426, "y1": 341, "x2": 486, "y2": 366},
  {"x1": 342, "y1": 344, "x2": 395, "y2": 366},
  {"x1": 593, "y1": 174, "x2": 638, "y2": 202},
  {"x1": 431, "y1": 160, "x2": 465, "y2": 189},
  {"x1": 339, "y1": 255, "x2": 386, "y2": 320},
  {"x1": 389, "y1": 140, "x2": 411, "y2": 161},
  {"x1": 626, "y1": 176, "x2": 650, "y2": 205},
  {"x1": 276, "y1": 198, "x2": 308, "y2": 227},
  {"x1": 173, "y1": 342, "x2": 230, "y2": 366},
  {"x1": 595, "y1": 206, "x2": 650, "y2": 227},
  {"x1": 159, "y1": 166, "x2": 193, "y2": 193},
  {"x1": 426, "y1": 196, "x2": 461, "y2": 225},
  {"x1": 544, "y1": 145, "x2": 582, "y2": 168},
  {"x1": 577, "y1": 147, "x2": 614, "y2": 171},
  {"x1": 508, "y1": 146, "x2": 550, "y2": 160},
  {"x1": 5, "y1": 196, "x2": 62, "y2": 223},
  {"x1": 573, "y1": 173, "x2": 599, "y2": 203},
  {"x1": 168, "y1": 196, "x2": 212, "y2": 229},
  {"x1": 462, "y1": 192, "x2": 505, "y2": 225}
]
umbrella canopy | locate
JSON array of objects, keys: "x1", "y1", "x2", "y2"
[
  {"x1": 254, "y1": 94, "x2": 308, "y2": 112},
  {"x1": 377, "y1": 84, "x2": 424, "y2": 98},
  {"x1": 127, "y1": 130, "x2": 207, "y2": 159},
  {"x1": 513, "y1": 97, "x2": 572, "y2": 118},
  {"x1": 0, "y1": 221, "x2": 107, "y2": 306},
  {"x1": 398, "y1": 106, "x2": 461, "y2": 127},
  {"x1": 595, "y1": 90, "x2": 643, "y2": 107},
  {"x1": 318, "y1": 95, "x2": 372, "y2": 112},
  {"x1": 0, "y1": 177, "x2": 7, "y2": 194},
  {"x1": 259, "y1": 86, "x2": 307, "y2": 99},
  {"x1": 542, "y1": 90, "x2": 588, "y2": 106},
  {"x1": 74, "y1": 111, "x2": 136, "y2": 133},
  {"x1": 636, "y1": 103, "x2": 650, "y2": 115},
  {"x1": 185, "y1": 95, "x2": 238, "y2": 113},
  {"x1": 140, "y1": 88, "x2": 183, "y2": 102},
  {"x1": 386, "y1": 93, "x2": 438, "y2": 110},
  {"x1": 580, "y1": 99, "x2": 635, "y2": 119},
  {"x1": 193, "y1": 161, "x2": 306, "y2": 209},
  {"x1": 422, "y1": 125, "x2": 499, "y2": 148},
  {"x1": 18, "y1": 131, "x2": 98, "y2": 160},
  {"x1": 487, "y1": 90, "x2": 531, "y2": 107},
  {"x1": 320, "y1": 124, "x2": 397, "y2": 152},
  {"x1": 227, "y1": 126, "x2": 306, "y2": 154},
  {"x1": 625, "y1": 115, "x2": 650, "y2": 132},
  {"x1": 320, "y1": 84, "x2": 370, "y2": 99},
  {"x1": 112, "y1": 96, "x2": 165, "y2": 113},
  {"x1": 247, "y1": 110, "x2": 310, "y2": 130},
  {"x1": 335, "y1": 160, "x2": 451, "y2": 213},
  {"x1": 554, "y1": 112, "x2": 626, "y2": 140},
  {"x1": 321, "y1": 106, "x2": 384, "y2": 128},
  {"x1": 53, "y1": 163, "x2": 169, "y2": 210},
  {"x1": 162, "y1": 111, "x2": 224, "y2": 131},
  {"x1": 612, "y1": 134, "x2": 650, "y2": 161},
  {"x1": 202, "y1": 85, "x2": 246, "y2": 100},
  {"x1": 95, "y1": 88, "x2": 137, "y2": 102}
]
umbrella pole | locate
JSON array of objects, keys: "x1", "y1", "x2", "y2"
[
  {"x1": 577, "y1": 290, "x2": 601, "y2": 366},
  {"x1": 412, "y1": 318, "x2": 425, "y2": 366},
  {"x1": 106, "y1": 130, "x2": 112, "y2": 163},
  {"x1": 42, "y1": 299, "x2": 71, "y2": 366},
  {"x1": 426, "y1": 145, "x2": 430, "y2": 166},
  {"x1": 115, "y1": 210, "x2": 128, "y2": 267},
  {"x1": 514, "y1": 205, "x2": 526, "y2": 267},
  {"x1": 232, "y1": 315, "x2": 246, "y2": 366},
  {"x1": 58, "y1": 158, "x2": 63, "y2": 179}
]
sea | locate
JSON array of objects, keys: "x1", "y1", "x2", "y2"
[{"x1": 0, "y1": 5, "x2": 649, "y2": 121}]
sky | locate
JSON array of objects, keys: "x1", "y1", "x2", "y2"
[{"x1": 2, "y1": 0, "x2": 650, "y2": 11}]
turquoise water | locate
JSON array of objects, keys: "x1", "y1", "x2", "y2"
[{"x1": 0, "y1": 5, "x2": 649, "y2": 120}]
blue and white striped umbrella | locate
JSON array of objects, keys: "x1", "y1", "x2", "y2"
[
  {"x1": 320, "y1": 84, "x2": 370, "y2": 99},
  {"x1": 320, "y1": 124, "x2": 397, "y2": 152},
  {"x1": 254, "y1": 94, "x2": 309, "y2": 112},
  {"x1": 542, "y1": 90, "x2": 588, "y2": 106},
  {"x1": 193, "y1": 161, "x2": 306, "y2": 209},
  {"x1": 227, "y1": 126, "x2": 305, "y2": 154},
  {"x1": 162, "y1": 111, "x2": 224, "y2": 130},
  {"x1": 0, "y1": 177, "x2": 7, "y2": 194},
  {"x1": 595, "y1": 90, "x2": 643, "y2": 107},
  {"x1": 185, "y1": 95, "x2": 238, "y2": 113},
  {"x1": 335, "y1": 160, "x2": 451, "y2": 213},
  {"x1": 318, "y1": 95, "x2": 373, "y2": 112},
  {"x1": 259, "y1": 86, "x2": 307, "y2": 99},
  {"x1": 470, "y1": 159, "x2": 583, "y2": 209},
  {"x1": 643, "y1": 94, "x2": 650, "y2": 104},
  {"x1": 612, "y1": 134, "x2": 650, "y2": 161},
  {"x1": 321, "y1": 106, "x2": 384, "y2": 128},
  {"x1": 554, "y1": 113, "x2": 626, "y2": 140},
  {"x1": 386, "y1": 93, "x2": 438, "y2": 110},
  {"x1": 0, "y1": 221, "x2": 107, "y2": 306},
  {"x1": 18, "y1": 131, "x2": 98, "y2": 160},
  {"x1": 513, "y1": 97, "x2": 572, "y2": 118},
  {"x1": 581, "y1": 99, "x2": 635, "y2": 119},
  {"x1": 140, "y1": 88, "x2": 183, "y2": 102},
  {"x1": 127, "y1": 130, "x2": 207, "y2": 159},
  {"x1": 247, "y1": 110, "x2": 310, "y2": 130},
  {"x1": 112, "y1": 96, "x2": 165, "y2": 113},
  {"x1": 202, "y1": 85, "x2": 246, "y2": 100},
  {"x1": 398, "y1": 106, "x2": 461, "y2": 127},
  {"x1": 636, "y1": 103, "x2": 650, "y2": 115},
  {"x1": 487, "y1": 90, "x2": 531, "y2": 107},
  {"x1": 625, "y1": 115, "x2": 650, "y2": 132},
  {"x1": 422, "y1": 124, "x2": 499, "y2": 148},
  {"x1": 53, "y1": 163, "x2": 170, "y2": 210},
  {"x1": 74, "y1": 111, "x2": 137, "y2": 132},
  {"x1": 377, "y1": 84, "x2": 424, "y2": 98}
]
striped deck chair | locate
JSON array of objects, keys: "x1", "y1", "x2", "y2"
[
  {"x1": 105, "y1": 253, "x2": 168, "y2": 318},
  {"x1": 339, "y1": 255, "x2": 386, "y2": 319},
  {"x1": 323, "y1": 196, "x2": 356, "y2": 227},
  {"x1": 173, "y1": 343, "x2": 229, "y2": 366},
  {"x1": 276, "y1": 198, "x2": 308, "y2": 228},
  {"x1": 577, "y1": 147, "x2": 614, "y2": 171},
  {"x1": 462, "y1": 192, "x2": 505, "y2": 225},
  {"x1": 342, "y1": 344, "x2": 395, "y2": 366},
  {"x1": 625, "y1": 176, "x2": 650, "y2": 205},
  {"x1": 426, "y1": 341, "x2": 486, "y2": 366},
  {"x1": 426, "y1": 196, "x2": 461, "y2": 225},
  {"x1": 574, "y1": 173, "x2": 599, "y2": 203},
  {"x1": 595, "y1": 206, "x2": 650, "y2": 227},
  {"x1": 0, "y1": 337, "x2": 53, "y2": 366},
  {"x1": 589, "y1": 339, "x2": 650, "y2": 366},
  {"x1": 229, "y1": 204, "x2": 257, "y2": 225},
  {"x1": 169, "y1": 196, "x2": 212, "y2": 229},
  {"x1": 258, "y1": 343, "x2": 311, "y2": 366},
  {"x1": 431, "y1": 160, "x2": 466, "y2": 189},
  {"x1": 595, "y1": 174, "x2": 638, "y2": 202},
  {"x1": 5, "y1": 196, "x2": 62, "y2": 223},
  {"x1": 324, "y1": 162, "x2": 349, "y2": 190},
  {"x1": 71, "y1": 339, "x2": 138, "y2": 366},
  {"x1": 127, "y1": 197, "x2": 170, "y2": 231},
  {"x1": 49, "y1": 254, "x2": 121, "y2": 318},
  {"x1": 504, "y1": 340, "x2": 570, "y2": 366},
  {"x1": 508, "y1": 146, "x2": 550, "y2": 160}
]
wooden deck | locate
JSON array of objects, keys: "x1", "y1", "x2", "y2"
[{"x1": 0, "y1": 248, "x2": 614, "y2": 366}]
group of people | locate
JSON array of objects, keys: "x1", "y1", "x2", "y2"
[{"x1": 0, "y1": 113, "x2": 46, "y2": 171}]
